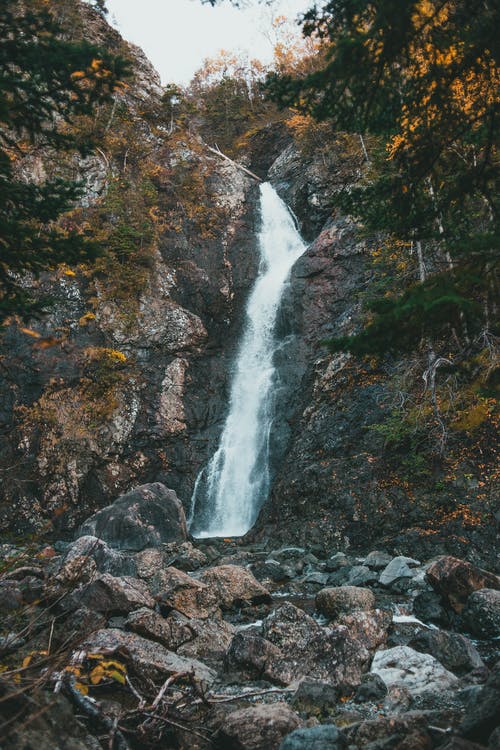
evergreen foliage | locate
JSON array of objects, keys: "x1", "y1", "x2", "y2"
[{"x1": 0, "y1": 0, "x2": 129, "y2": 320}]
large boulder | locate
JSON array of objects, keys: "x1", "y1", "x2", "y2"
[
  {"x1": 70, "y1": 573, "x2": 154, "y2": 614},
  {"x1": 337, "y1": 609, "x2": 392, "y2": 651},
  {"x1": 426, "y1": 556, "x2": 499, "y2": 613},
  {"x1": 77, "y1": 483, "x2": 187, "y2": 551},
  {"x1": 152, "y1": 566, "x2": 220, "y2": 619},
  {"x1": 371, "y1": 645, "x2": 459, "y2": 696},
  {"x1": 459, "y1": 664, "x2": 500, "y2": 745},
  {"x1": 409, "y1": 629, "x2": 484, "y2": 675},
  {"x1": 316, "y1": 586, "x2": 375, "y2": 619},
  {"x1": 461, "y1": 588, "x2": 500, "y2": 638},
  {"x1": 198, "y1": 564, "x2": 271, "y2": 610},
  {"x1": 125, "y1": 607, "x2": 194, "y2": 650},
  {"x1": 225, "y1": 631, "x2": 291, "y2": 685},
  {"x1": 81, "y1": 628, "x2": 215, "y2": 688},
  {"x1": 215, "y1": 703, "x2": 302, "y2": 750},
  {"x1": 279, "y1": 725, "x2": 347, "y2": 750},
  {"x1": 62, "y1": 535, "x2": 136, "y2": 576}
]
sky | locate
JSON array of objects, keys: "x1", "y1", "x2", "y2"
[{"x1": 104, "y1": 0, "x2": 315, "y2": 86}]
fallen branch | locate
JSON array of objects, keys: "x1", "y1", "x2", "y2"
[
  {"x1": 207, "y1": 687, "x2": 295, "y2": 703},
  {"x1": 206, "y1": 145, "x2": 262, "y2": 182}
]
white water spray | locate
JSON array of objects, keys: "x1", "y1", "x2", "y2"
[{"x1": 190, "y1": 182, "x2": 306, "y2": 538}]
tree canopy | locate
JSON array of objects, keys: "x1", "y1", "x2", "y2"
[{"x1": 0, "y1": 0, "x2": 129, "y2": 320}]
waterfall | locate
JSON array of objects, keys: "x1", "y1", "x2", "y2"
[{"x1": 189, "y1": 182, "x2": 306, "y2": 538}]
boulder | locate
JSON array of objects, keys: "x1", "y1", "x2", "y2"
[
  {"x1": 324, "y1": 552, "x2": 350, "y2": 572},
  {"x1": 426, "y1": 556, "x2": 499, "y2": 613},
  {"x1": 62, "y1": 535, "x2": 136, "y2": 576},
  {"x1": 459, "y1": 664, "x2": 500, "y2": 745},
  {"x1": 215, "y1": 703, "x2": 302, "y2": 750},
  {"x1": 162, "y1": 540, "x2": 209, "y2": 571},
  {"x1": 291, "y1": 679, "x2": 339, "y2": 716},
  {"x1": 337, "y1": 608, "x2": 392, "y2": 650},
  {"x1": 409, "y1": 629, "x2": 484, "y2": 675},
  {"x1": 462, "y1": 589, "x2": 500, "y2": 638},
  {"x1": 346, "y1": 565, "x2": 379, "y2": 587},
  {"x1": 354, "y1": 673, "x2": 388, "y2": 703},
  {"x1": 363, "y1": 550, "x2": 393, "y2": 570},
  {"x1": 371, "y1": 645, "x2": 459, "y2": 696},
  {"x1": 379, "y1": 556, "x2": 420, "y2": 587},
  {"x1": 345, "y1": 712, "x2": 431, "y2": 749},
  {"x1": 263, "y1": 602, "x2": 321, "y2": 649},
  {"x1": 125, "y1": 607, "x2": 194, "y2": 649},
  {"x1": 316, "y1": 586, "x2": 375, "y2": 619},
  {"x1": 177, "y1": 617, "x2": 235, "y2": 666},
  {"x1": 413, "y1": 590, "x2": 452, "y2": 627},
  {"x1": 77, "y1": 483, "x2": 187, "y2": 551},
  {"x1": 0, "y1": 581, "x2": 23, "y2": 611},
  {"x1": 152, "y1": 566, "x2": 220, "y2": 619},
  {"x1": 225, "y1": 631, "x2": 291, "y2": 685},
  {"x1": 81, "y1": 628, "x2": 216, "y2": 688},
  {"x1": 198, "y1": 564, "x2": 271, "y2": 610},
  {"x1": 72, "y1": 573, "x2": 154, "y2": 614},
  {"x1": 279, "y1": 725, "x2": 347, "y2": 750},
  {"x1": 250, "y1": 559, "x2": 293, "y2": 583}
]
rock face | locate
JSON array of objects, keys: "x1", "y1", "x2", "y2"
[{"x1": 77, "y1": 483, "x2": 187, "y2": 551}]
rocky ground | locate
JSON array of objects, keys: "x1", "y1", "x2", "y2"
[{"x1": 1, "y1": 483, "x2": 498, "y2": 749}]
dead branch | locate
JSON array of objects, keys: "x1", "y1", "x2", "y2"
[{"x1": 206, "y1": 145, "x2": 262, "y2": 182}]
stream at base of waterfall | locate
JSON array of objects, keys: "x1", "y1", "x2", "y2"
[{"x1": 189, "y1": 182, "x2": 306, "y2": 538}]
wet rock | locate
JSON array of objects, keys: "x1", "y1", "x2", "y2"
[
  {"x1": 371, "y1": 645, "x2": 459, "y2": 696},
  {"x1": 303, "y1": 571, "x2": 330, "y2": 585},
  {"x1": 71, "y1": 573, "x2": 154, "y2": 614},
  {"x1": 379, "y1": 556, "x2": 420, "y2": 587},
  {"x1": 354, "y1": 672, "x2": 388, "y2": 703},
  {"x1": 413, "y1": 591, "x2": 453, "y2": 627},
  {"x1": 198, "y1": 564, "x2": 271, "y2": 610},
  {"x1": 225, "y1": 631, "x2": 291, "y2": 685},
  {"x1": 279, "y1": 724, "x2": 347, "y2": 750},
  {"x1": 77, "y1": 483, "x2": 188, "y2": 551},
  {"x1": 215, "y1": 703, "x2": 302, "y2": 750},
  {"x1": 363, "y1": 550, "x2": 393, "y2": 570},
  {"x1": 125, "y1": 607, "x2": 194, "y2": 649},
  {"x1": 459, "y1": 664, "x2": 500, "y2": 744},
  {"x1": 62, "y1": 535, "x2": 136, "y2": 576},
  {"x1": 409, "y1": 630, "x2": 484, "y2": 675},
  {"x1": 337, "y1": 608, "x2": 392, "y2": 650},
  {"x1": 461, "y1": 589, "x2": 500, "y2": 638},
  {"x1": 316, "y1": 586, "x2": 375, "y2": 619},
  {"x1": 291, "y1": 679, "x2": 339, "y2": 715},
  {"x1": 387, "y1": 615, "x2": 430, "y2": 648},
  {"x1": 81, "y1": 628, "x2": 216, "y2": 687},
  {"x1": 426, "y1": 556, "x2": 499, "y2": 613},
  {"x1": 152, "y1": 566, "x2": 220, "y2": 619}
]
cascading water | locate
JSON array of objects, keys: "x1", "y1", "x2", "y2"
[{"x1": 189, "y1": 182, "x2": 306, "y2": 538}]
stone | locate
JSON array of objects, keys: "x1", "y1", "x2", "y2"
[
  {"x1": 324, "y1": 552, "x2": 350, "y2": 572},
  {"x1": 72, "y1": 573, "x2": 154, "y2": 614},
  {"x1": 346, "y1": 565, "x2": 378, "y2": 587},
  {"x1": 198, "y1": 564, "x2": 271, "y2": 610},
  {"x1": 354, "y1": 672, "x2": 388, "y2": 703},
  {"x1": 413, "y1": 591, "x2": 452, "y2": 627},
  {"x1": 316, "y1": 586, "x2": 375, "y2": 619},
  {"x1": 62, "y1": 535, "x2": 136, "y2": 576},
  {"x1": 162, "y1": 540, "x2": 209, "y2": 571},
  {"x1": 250, "y1": 559, "x2": 293, "y2": 583},
  {"x1": 338, "y1": 608, "x2": 392, "y2": 650},
  {"x1": 125, "y1": 607, "x2": 194, "y2": 649},
  {"x1": 409, "y1": 629, "x2": 484, "y2": 675},
  {"x1": 225, "y1": 631, "x2": 291, "y2": 685},
  {"x1": 263, "y1": 602, "x2": 320, "y2": 648},
  {"x1": 462, "y1": 589, "x2": 500, "y2": 638},
  {"x1": 345, "y1": 712, "x2": 431, "y2": 749},
  {"x1": 0, "y1": 581, "x2": 23, "y2": 611},
  {"x1": 291, "y1": 679, "x2": 339, "y2": 715},
  {"x1": 279, "y1": 725, "x2": 347, "y2": 750},
  {"x1": 152, "y1": 566, "x2": 220, "y2": 619},
  {"x1": 133, "y1": 547, "x2": 166, "y2": 579},
  {"x1": 459, "y1": 664, "x2": 500, "y2": 745},
  {"x1": 426, "y1": 556, "x2": 499, "y2": 613},
  {"x1": 371, "y1": 645, "x2": 459, "y2": 696},
  {"x1": 215, "y1": 703, "x2": 303, "y2": 750},
  {"x1": 177, "y1": 617, "x2": 235, "y2": 667},
  {"x1": 55, "y1": 555, "x2": 97, "y2": 587},
  {"x1": 363, "y1": 550, "x2": 393, "y2": 569},
  {"x1": 379, "y1": 556, "x2": 420, "y2": 587},
  {"x1": 81, "y1": 628, "x2": 216, "y2": 688},
  {"x1": 77, "y1": 482, "x2": 188, "y2": 551},
  {"x1": 64, "y1": 607, "x2": 107, "y2": 639}
]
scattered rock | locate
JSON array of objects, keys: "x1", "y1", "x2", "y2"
[
  {"x1": 413, "y1": 590, "x2": 453, "y2": 627},
  {"x1": 324, "y1": 552, "x2": 350, "y2": 572},
  {"x1": 77, "y1": 483, "x2": 188, "y2": 551},
  {"x1": 225, "y1": 631, "x2": 291, "y2": 685},
  {"x1": 426, "y1": 556, "x2": 499, "y2": 613},
  {"x1": 125, "y1": 607, "x2": 194, "y2": 649},
  {"x1": 346, "y1": 565, "x2": 379, "y2": 587},
  {"x1": 316, "y1": 586, "x2": 375, "y2": 619},
  {"x1": 371, "y1": 645, "x2": 459, "y2": 696},
  {"x1": 0, "y1": 581, "x2": 23, "y2": 611},
  {"x1": 62, "y1": 535, "x2": 136, "y2": 576},
  {"x1": 177, "y1": 617, "x2": 235, "y2": 666},
  {"x1": 459, "y1": 664, "x2": 500, "y2": 744},
  {"x1": 409, "y1": 629, "x2": 484, "y2": 675},
  {"x1": 461, "y1": 589, "x2": 500, "y2": 638},
  {"x1": 215, "y1": 703, "x2": 302, "y2": 750},
  {"x1": 198, "y1": 564, "x2": 271, "y2": 610},
  {"x1": 345, "y1": 712, "x2": 432, "y2": 748},
  {"x1": 354, "y1": 672, "x2": 388, "y2": 703},
  {"x1": 162, "y1": 540, "x2": 209, "y2": 571},
  {"x1": 363, "y1": 550, "x2": 393, "y2": 570},
  {"x1": 337, "y1": 608, "x2": 392, "y2": 650},
  {"x1": 291, "y1": 679, "x2": 339, "y2": 715},
  {"x1": 81, "y1": 628, "x2": 216, "y2": 688},
  {"x1": 279, "y1": 724, "x2": 347, "y2": 750},
  {"x1": 250, "y1": 559, "x2": 293, "y2": 583},
  {"x1": 379, "y1": 556, "x2": 420, "y2": 587},
  {"x1": 70, "y1": 573, "x2": 154, "y2": 613}
]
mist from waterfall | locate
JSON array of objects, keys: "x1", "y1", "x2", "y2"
[{"x1": 189, "y1": 182, "x2": 306, "y2": 538}]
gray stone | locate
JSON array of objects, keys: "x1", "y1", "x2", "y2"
[
  {"x1": 63, "y1": 535, "x2": 136, "y2": 576},
  {"x1": 324, "y1": 552, "x2": 350, "y2": 572},
  {"x1": 216, "y1": 703, "x2": 303, "y2": 750},
  {"x1": 460, "y1": 664, "x2": 500, "y2": 744},
  {"x1": 225, "y1": 631, "x2": 290, "y2": 685},
  {"x1": 316, "y1": 586, "x2": 375, "y2": 619},
  {"x1": 125, "y1": 607, "x2": 194, "y2": 649},
  {"x1": 71, "y1": 573, "x2": 154, "y2": 614},
  {"x1": 462, "y1": 588, "x2": 500, "y2": 638},
  {"x1": 198, "y1": 564, "x2": 271, "y2": 610},
  {"x1": 409, "y1": 629, "x2": 484, "y2": 675},
  {"x1": 77, "y1": 482, "x2": 187, "y2": 551},
  {"x1": 346, "y1": 565, "x2": 378, "y2": 586},
  {"x1": 354, "y1": 672, "x2": 388, "y2": 703},
  {"x1": 291, "y1": 679, "x2": 339, "y2": 715},
  {"x1": 363, "y1": 550, "x2": 393, "y2": 570},
  {"x1": 379, "y1": 556, "x2": 419, "y2": 587},
  {"x1": 371, "y1": 645, "x2": 459, "y2": 696},
  {"x1": 279, "y1": 725, "x2": 347, "y2": 750}
]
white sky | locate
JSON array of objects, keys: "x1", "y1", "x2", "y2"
[{"x1": 104, "y1": 0, "x2": 315, "y2": 85}]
